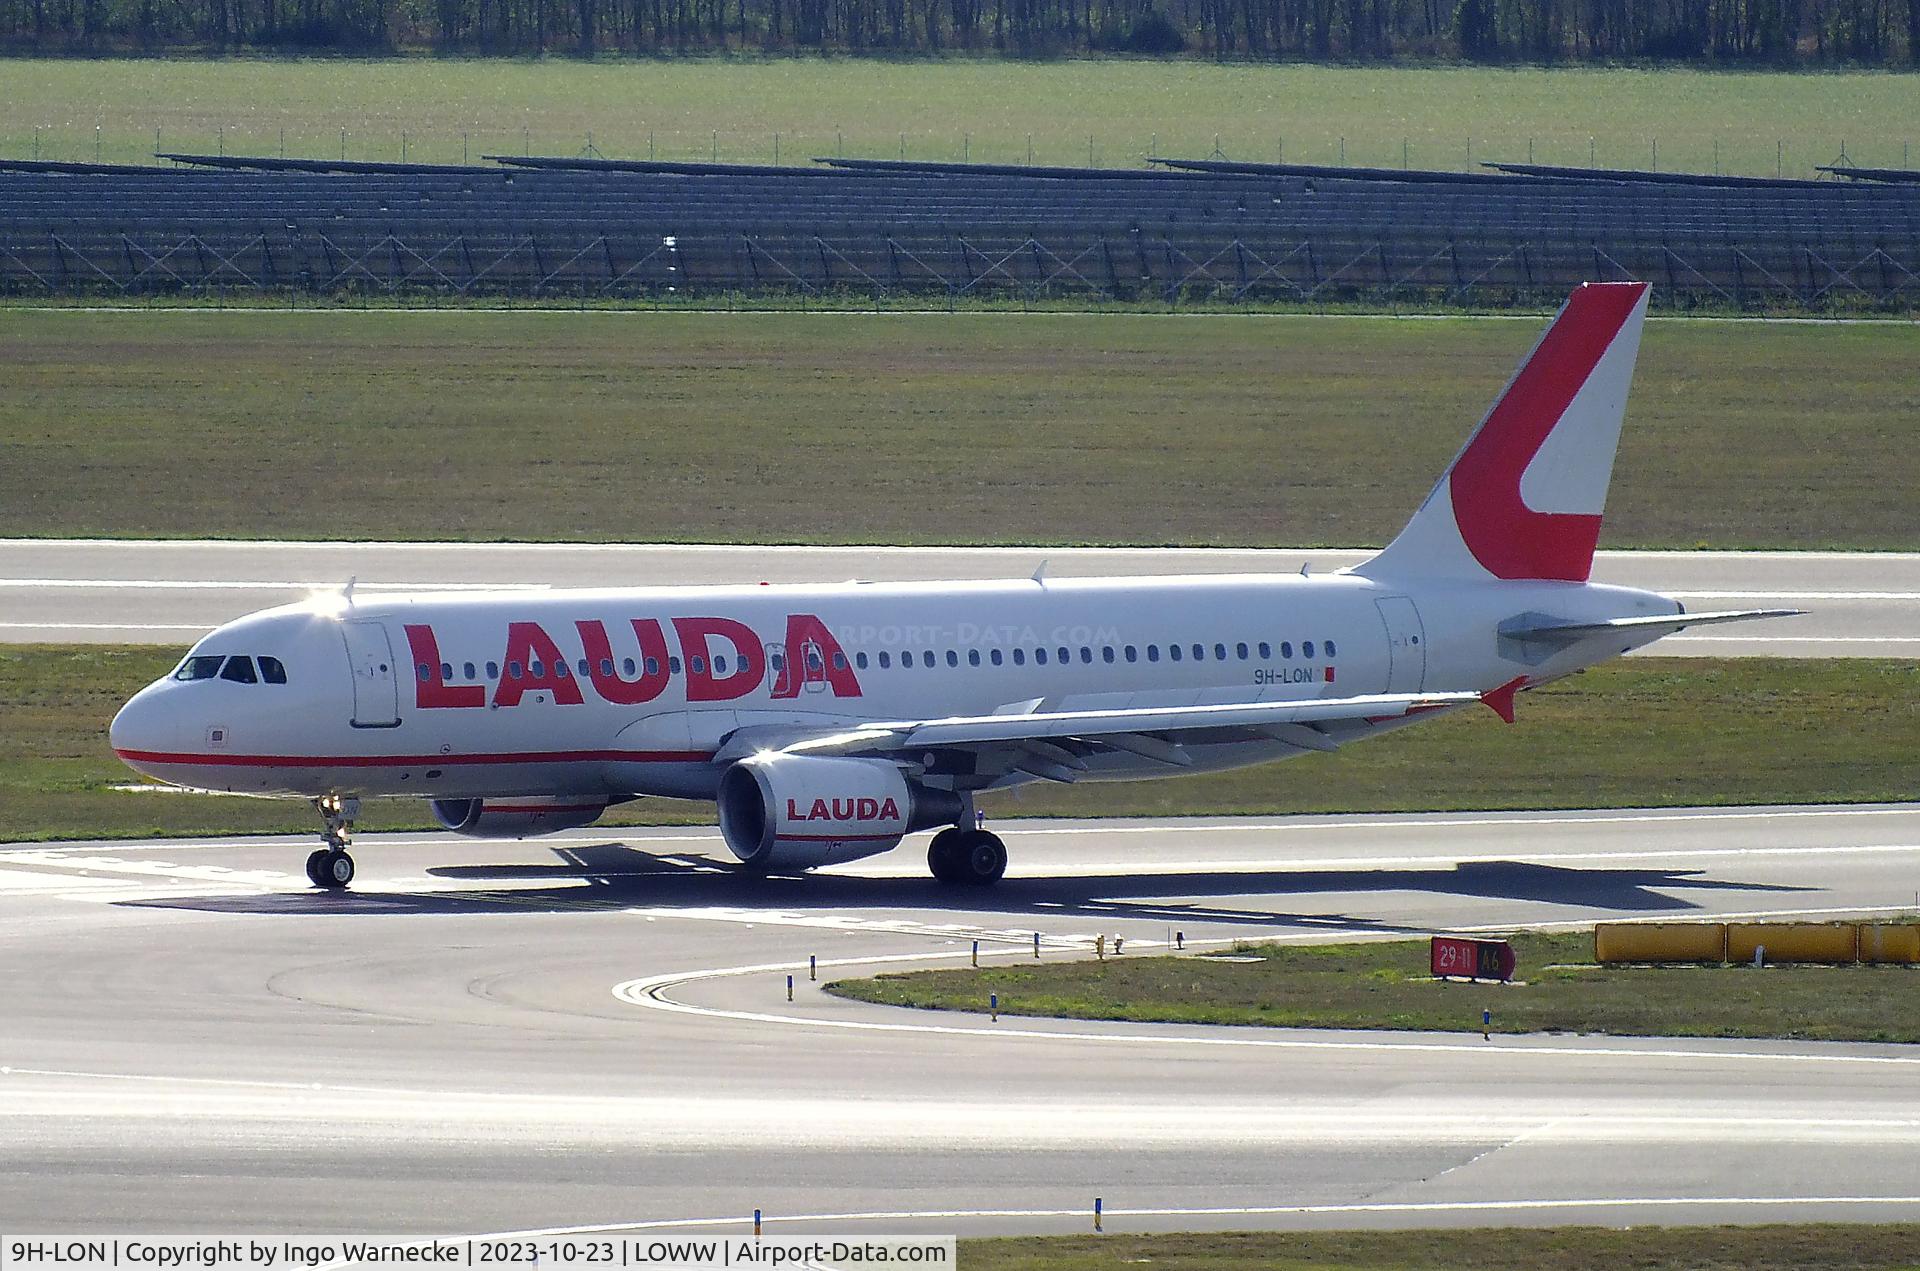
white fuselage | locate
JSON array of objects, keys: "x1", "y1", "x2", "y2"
[{"x1": 109, "y1": 568, "x2": 1680, "y2": 803}]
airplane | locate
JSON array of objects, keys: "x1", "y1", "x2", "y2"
[{"x1": 110, "y1": 282, "x2": 1794, "y2": 891}]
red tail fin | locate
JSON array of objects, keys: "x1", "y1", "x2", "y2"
[{"x1": 1361, "y1": 282, "x2": 1651, "y2": 583}]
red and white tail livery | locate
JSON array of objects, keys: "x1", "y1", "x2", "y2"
[{"x1": 111, "y1": 283, "x2": 1793, "y2": 890}]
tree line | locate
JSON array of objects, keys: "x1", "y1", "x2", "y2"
[{"x1": 2, "y1": 0, "x2": 1916, "y2": 63}]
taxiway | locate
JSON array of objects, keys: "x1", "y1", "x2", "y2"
[{"x1": 3, "y1": 804, "x2": 1918, "y2": 1235}]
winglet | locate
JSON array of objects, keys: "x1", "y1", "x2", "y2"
[{"x1": 1481, "y1": 676, "x2": 1526, "y2": 724}]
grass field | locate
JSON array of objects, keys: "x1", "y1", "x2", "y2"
[
  {"x1": 828, "y1": 931, "x2": 1920, "y2": 1042},
  {"x1": 954, "y1": 1226, "x2": 1920, "y2": 1269},
  {"x1": 5, "y1": 647, "x2": 1915, "y2": 841},
  {"x1": 4, "y1": 310, "x2": 1916, "y2": 548},
  {"x1": 2, "y1": 59, "x2": 1917, "y2": 176}
]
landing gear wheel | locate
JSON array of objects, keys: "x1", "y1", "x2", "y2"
[
  {"x1": 927, "y1": 828, "x2": 967, "y2": 883},
  {"x1": 959, "y1": 830, "x2": 1008, "y2": 886},
  {"x1": 318, "y1": 849, "x2": 355, "y2": 889},
  {"x1": 309, "y1": 794, "x2": 360, "y2": 891}
]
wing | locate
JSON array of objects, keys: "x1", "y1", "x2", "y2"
[{"x1": 724, "y1": 691, "x2": 1478, "y2": 782}]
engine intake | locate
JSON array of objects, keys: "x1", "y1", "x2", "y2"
[
  {"x1": 717, "y1": 754, "x2": 960, "y2": 870},
  {"x1": 431, "y1": 796, "x2": 611, "y2": 839}
]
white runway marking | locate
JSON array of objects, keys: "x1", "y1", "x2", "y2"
[
  {"x1": 1666, "y1": 635, "x2": 1920, "y2": 644},
  {"x1": 0, "y1": 622, "x2": 213, "y2": 632},
  {"x1": 0, "y1": 578, "x2": 546, "y2": 590},
  {"x1": 482, "y1": 1194, "x2": 1920, "y2": 1237},
  {"x1": 611, "y1": 952, "x2": 1920, "y2": 1068}
]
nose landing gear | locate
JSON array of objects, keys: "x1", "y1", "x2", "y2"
[{"x1": 306, "y1": 794, "x2": 359, "y2": 890}]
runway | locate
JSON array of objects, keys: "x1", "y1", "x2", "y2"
[
  {"x1": 3, "y1": 804, "x2": 1918, "y2": 1236},
  {"x1": 3, "y1": 539, "x2": 1915, "y2": 656}
]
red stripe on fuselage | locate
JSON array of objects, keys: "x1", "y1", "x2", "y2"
[{"x1": 114, "y1": 747, "x2": 713, "y2": 768}]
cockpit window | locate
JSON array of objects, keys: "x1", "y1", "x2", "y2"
[
  {"x1": 174, "y1": 655, "x2": 224, "y2": 681},
  {"x1": 259, "y1": 656, "x2": 288, "y2": 684},
  {"x1": 219, "y1": 656, "x2": 258, "y2": 684}
]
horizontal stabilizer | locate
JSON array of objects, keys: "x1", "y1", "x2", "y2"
[{"x1": 1503, "y1": 608, "x2": 1802, "y2": 643}]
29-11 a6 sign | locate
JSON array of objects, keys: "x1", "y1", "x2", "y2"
[{"x1": 1430, "y1": 936, "x2": 1516, "y2": 982}]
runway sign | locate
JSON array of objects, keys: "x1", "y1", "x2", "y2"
[{"x1": 1430, "y1": 936, "x2": 1516, "y2": 982}]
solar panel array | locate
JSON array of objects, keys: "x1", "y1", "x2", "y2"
[{"x1": 1, "y1": 161, "x2": 1914, "y2": 308}]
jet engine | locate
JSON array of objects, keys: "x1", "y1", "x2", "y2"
[
  {"x1": 717, "y1": 754, "x2": 961, "y2": 870},
  {"x1": 431, "y1": 796, "x2": 611, "y2": 839}
]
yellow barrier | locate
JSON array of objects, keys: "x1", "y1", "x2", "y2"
[
  {"x1": 1727, "y1": 923, "x2": 1859, "y2": 964},
  {"x1": 1594, "y1": 922, "x2": 1727, "y2": 963},
  {"x1": 1595, "y1": 921, "x2": 1920, "y2": 964},
  {"x1": 1858, "y1": 924, "x2": 1920, "y2": 965}
]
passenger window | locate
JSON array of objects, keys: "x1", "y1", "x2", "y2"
[
  {"x1": 259, "y1": 656, "x2": 288, "y2": 684},
  {"x1": 1147, "y1": 646, "x2": 1160, "y2": 662},
  {"x1": 946, "y1": 650, "x2": 959, "y2": 667},
  {"x1": 738, "y1": 655, "x2": 751, "y2": 676},
  {"x1": 440, "y1": 662, "x2": 453, "y2": 680},
  {"x1": 1035, "y1": 648, "x2": 1049, "y2": 666},
  {"x1": 175, "y1": 655, "x2": 224, "y2": 681},
  {"x1": 1124, "y1": 646, "x2": 1137, "y2": 663},
  {"x1": 222, "y1": 656, "x2": 259, "y2": 684},
  {"x1": 508, "y1": 661, "x2": 523, "y2": 680},
  {"x1": 644, "y1": 657, "x2": 659, "y2": 676},
  {"x1": 714, "y1": 655, "x2": 729, "y2": 674},
  {"x1": 855, "y1": 652, "x2": 869, "y2": 670},
  {"x1": 879, "y1": 652, "x2": 892, "y2": 669},
  {"x1": 921, "y1": 651, "x2": 935, "y2": 668},
  {"x1": 1192, "y1": 644, "x2": 1205, "y2": 660},
  {"x1": 1012, "y1": 649, "x2": 1026, "y2": 666},
  {"x1": 415, "y1": 663, "x2": 431, "y2": 683},
  {"x1": 1258, "y1": 642, "x2": 1271, "y2": 659},
  {"x1": 1080, "y1": 647, "x2": 1092, "y2": 663},
  {"x1": 600, "y1": 659, "x2": 614, "y2": 677},
  {"x1": 1169, "y1": 645, "x2": 1181, "y2": 662},
  {"x1": 1236, "y1": 642, "x2": 1248, "y2": 660},
  {"x1": 1102, "y1": 647, "x2": 1115, "y2": 663},
  {"x1": 990, "y1": 649, "x2": 1003, "y2": 666},
  {"x1": 769, "y1": 654, "x2": 785, "y2": 672},
  {"x1": 577, "y1": 659, "x2": 590, "y2": 677},
  {"x1": 690, "y1": 656, "x2": 707, "y2": 675},
  {"x1": 668, "y1": 657, "x2": 682, "y2": 675},
  {"x1": 487, "y1": 661, "x2": 500, "y2": 679},
  {"x1": 1304, "y1": 641, "x2": 1316, "y2": 659},
  {"x1": 1326, "y1": 640, "x2": 1338, "y2": 657},
  {"x1": 1280, "y1": 642, "x2": 1293, "y2": 659},
  {"x1": 531, "y1": 660, "x2": 546, "y2": 679},
  {"x1": 832, "y1": 652, "x2": 847, "y2": 671},
  {"x1": 969, "y1": 649, "x2": 981, "y2": 667},
  {"x1": 464, "y1": 661, "x2": 478, "y2": 680},
  {"x1": 1215, "y1": 643, "x2": 1227, "y2": 660},
  {"x1": 1059, "y1": 646, "x2": 1072, "y2": 664},
  {"x1": 554, "y1": 661, "x2": 570, "y2": 679}
]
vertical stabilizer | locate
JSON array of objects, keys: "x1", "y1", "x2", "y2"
[{"x1": 1359, "y1": 282, "x2": 1651, "y2": 583}]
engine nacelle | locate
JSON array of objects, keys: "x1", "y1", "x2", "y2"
[
  {"x1": 717, "y1": 754, "x2": 961, "y2": 870},
  {"x1": 431, "y1": 796, "x2": 610, "y2": 839}
]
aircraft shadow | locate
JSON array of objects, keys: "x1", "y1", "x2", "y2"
[{"x1": 121, "y1": 838, "x2": 1814, "y2": 931}]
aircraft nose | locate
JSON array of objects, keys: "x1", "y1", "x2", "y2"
[{"x1": 110, "y1": 683, "x2": 180, "y2": 770}]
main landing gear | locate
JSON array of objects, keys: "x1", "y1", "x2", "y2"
[
  {"x1": 927, "y1": 824, "x2": 1008, "y2": 886},
  {"x1": 305, "y1": 794, "x2": 358, "y2": 890}
]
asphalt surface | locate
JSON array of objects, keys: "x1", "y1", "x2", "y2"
[
  {"x1": 4, "y1": 804, "x2": 1919, "y2": 1237},
  {"x1": 2, "y1": 539, "x2": 1913, "y2": 656}
]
